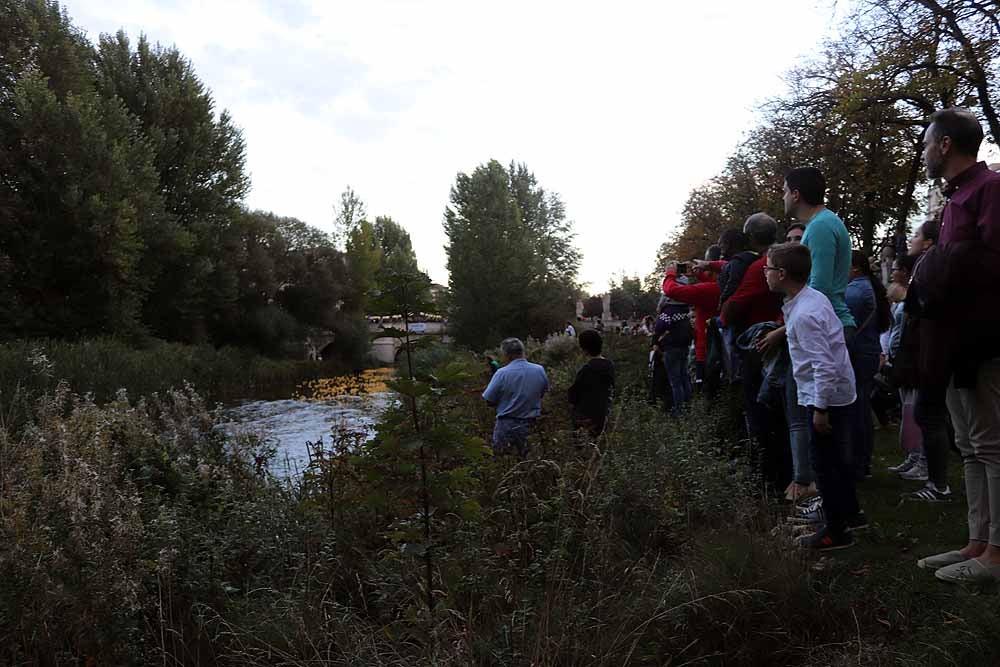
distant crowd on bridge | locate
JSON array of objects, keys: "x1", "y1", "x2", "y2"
[{"x1": 480, "y1": 108, "x2": 1000, "y2": 583}]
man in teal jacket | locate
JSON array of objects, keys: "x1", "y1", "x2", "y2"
[{"x1": 784, "y1": 167, "x2": 856, "y2": 331}]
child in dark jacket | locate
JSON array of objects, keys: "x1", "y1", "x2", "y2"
[
  {"x1": 653, "y1": 298, "x2": 692, "y2": 414},
  {"x1": 568, "y1": 330, "x2": 615, "y2": 438}
]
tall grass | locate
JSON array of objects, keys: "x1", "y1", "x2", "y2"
[
  {"x1": 0, "y1": 335, "x2": 996, "y2": 665},
  {"x1": 0, "y1": 338, "x2": 354, "y2": 422}
]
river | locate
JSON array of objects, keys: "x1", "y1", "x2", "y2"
[{"x1": 220, "y1": 368, "x2": 395, "y2": 475}]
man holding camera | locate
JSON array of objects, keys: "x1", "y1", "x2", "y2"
[{"x1": 662, "y1": 252, "x2": 720, "y2": 386}]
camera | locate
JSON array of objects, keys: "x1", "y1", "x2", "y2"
[{"x1": 676, "y1": 262, "x2": 688, "y2": 275}]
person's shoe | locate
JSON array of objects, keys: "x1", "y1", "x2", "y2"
[
  {"x1": 788, "y1": 506, "x2": 826, "y2": 525},
  {"x1": 846, "y1": 511, "x2": 869, "y2": 532},
  {"x1": 917, "y1": 550, "x2": 968, "y2": 571},
  {"x1": 797, "y1": 526, "x2": 854, "y2": 552},
  {"x1": 935, "y1": 558, "x2": 1000, "y2": 583},
  {"x1": 888, "y1": 453, "x2": 919, "y2": 474},
  {"x1": 899, "y1": 459, "x2": 929, "y2": 481},
  {"x1": 905, "y1": 482, "x2": 953, "y2": 502},
  {"x1": 795, "y1": 495, "x2": 823, "y2": 513}
]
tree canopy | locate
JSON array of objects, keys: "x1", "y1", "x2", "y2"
[
  {"x1": 444, "y1": 160, "x2": 580, "y2": 350},
  {"x1": 653, "y1": 0, "x2": 998, "y2": 278},
  {"x1": 0, "y1": 0, "x2": 436, "y2": 363}
]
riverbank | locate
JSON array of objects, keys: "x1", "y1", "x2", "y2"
[
  {"x1": 0, "y1": 338, "x2": 360, "y2": 428},
  {"x1": 0, "y1": 336, "x2": 996, "y2": 665}
]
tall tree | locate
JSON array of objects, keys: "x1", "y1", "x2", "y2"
[
  {"x1": 444, "y1": 160, "x2": 579, "y2": 349},
  {"x1": 333, "y1": 185, "x2": 367, "y2": 248},
  {"x1": 0, "y1": 3, "x2": 171, "y2": 338},
  {"x1": 93, "y1": 30, "x2": 250, "y2": 342}
]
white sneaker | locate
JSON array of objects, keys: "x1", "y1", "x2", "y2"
[
  {"x1": 899, "y1": 459, "x2": 929, "y2": 481},
  {"x1": 887, "y1": 452, "x2": 919, "y2": 474}
]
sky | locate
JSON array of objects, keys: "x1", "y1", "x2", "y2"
[{"x1": 66, "y1": 0, "x2": 843, "y2": 292}]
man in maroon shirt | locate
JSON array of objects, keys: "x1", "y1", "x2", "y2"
[{"x1": 911, "y1": 108, "x2": 1000, "y2": 583}]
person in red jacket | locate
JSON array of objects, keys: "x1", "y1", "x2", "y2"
[{"x1": 662, "y1": 252, "x2": 721, "y2": 386}]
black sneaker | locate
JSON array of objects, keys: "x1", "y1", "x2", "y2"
[
  {"x1": 845, "y1": 511, "x2": 869, "y2": 532},
  {"x1": 797, "y1": 527, "x2": 854, "y2": 552},
  {"x1": 904, "y1": 483, "x2": 953, "y2": 502}
]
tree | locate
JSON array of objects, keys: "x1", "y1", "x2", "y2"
[
  {"x1": 93, "y1": 30, "x2": 250, "y2": 342},
  {"x1": 444, "y1": 160, "x2": 580, "y2": 349},
  {"x1": 333, "y1": 185, "x2": 367, "y2": 248},
  {"x1": 609, "y1": 275, "x2": 659, "y2": 321},
  {"x1": 654, "y1": 0, "x2": 1000, "y2": 276},
  {"x1": 0, "y1": 3, "x2": 173, "y2": 339}
]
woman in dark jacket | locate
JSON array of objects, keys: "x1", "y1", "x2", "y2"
[{"x1": 846, "y1": 250, "x2": 893, "y2": 479}]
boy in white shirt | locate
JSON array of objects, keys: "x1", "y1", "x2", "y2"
[{"x1": 765, "y1": 243, "x2": 861, "y2": 551}]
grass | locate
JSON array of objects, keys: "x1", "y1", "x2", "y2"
[
  {"x1": 2, "y1": 333, "x2": 1000, "y2": 664},
  {"x1": 0, "y1": 338, "x2": 360, "y2": 431}
]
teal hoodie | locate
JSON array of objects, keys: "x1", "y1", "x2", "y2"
[{"x1": 801, "y1": 208, "x2": 856, "y2": 329}]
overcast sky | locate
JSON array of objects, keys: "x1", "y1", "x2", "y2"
[{"x1": 67, "y1": 0, "x2": 842, "y2": 292}]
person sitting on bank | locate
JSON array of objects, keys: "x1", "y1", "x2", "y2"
[
  {"x1": 482, "y1": 337, "x2": 549, "y2": 459},
  {"x1": 568, "y1": 329, "x2": 615, "y2": 439}
]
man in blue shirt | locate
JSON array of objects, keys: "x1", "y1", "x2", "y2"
[{"x1": 482, "y1": 337, "x2": 549, "y2": 458}]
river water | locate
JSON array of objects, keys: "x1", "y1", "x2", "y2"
[{"x1": 220, "y1": 369, "x2": 395, "y2": 475}]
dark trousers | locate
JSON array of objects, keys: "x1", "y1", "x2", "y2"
[
  {"x1": 850, "y1": 350, "x2": 881, "y2": 477},
  {"x1": 742, "y1": 348, "x2": 791, "y2": 494},
  {"x1": 809, "y1": 404, "x2": 860, "y2": 535},
  {"x1": 915, "y1": 385, "x2": 952, "y2": 489}
]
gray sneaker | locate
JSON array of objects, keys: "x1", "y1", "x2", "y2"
[
  {"x1": 899, "y1": 459, "x2": 929, "y2": 481},
  {"x1": 888, "y1": 453, "x2": 919, "y2": 474},
  {"x1": 917, "y1": 550, "x2": 968, "y2": 571}
]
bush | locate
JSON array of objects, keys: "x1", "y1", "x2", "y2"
[
  {"x1": 0, "y1": 338, "x2": 348, "y2": 429},
  {"x1": 2, "y1": 335, "x2": 998, "y2": 665},
  {"x1": 0, "y1": 383, "x2": 292, "y2": 663}
]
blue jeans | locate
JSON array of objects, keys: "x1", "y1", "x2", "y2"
[
  {"x1": 492, "y1": 417, "x2": 534, "y2": 459},
  {"x1": 784, "y1": 363, "x2": 812, "y2": 485},
  {"x1": 809, "y1": 404, "x2": 860, "y2": 535},
  {"x1": 662, "y1": 346, "x2": 692, "y2": 415}
]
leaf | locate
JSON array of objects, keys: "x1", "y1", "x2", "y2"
[
  {"x1": 462, "y1": 436, "x2": 488, "y2": 459},
  {"x1": 460, "y1": 499, "x2": 481, "y2": 519}
]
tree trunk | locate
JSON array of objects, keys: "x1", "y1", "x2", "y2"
[{"x1": 896, "y1": 133, "x2": 927, "y2": 235}]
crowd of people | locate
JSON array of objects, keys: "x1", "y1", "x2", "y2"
[{"x1": 480, "y1": 107, "x2": 999, "y2": 582}]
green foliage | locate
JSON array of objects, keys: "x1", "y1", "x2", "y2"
[
  {"x1": 0, "y1": 2, "x2": 369, "y2": 358},
  {"x1": 608, "y1": 274, "x2": 659, "y2": 320},
  {"x1": 2, "y1": 337, "x2": 1000, "y2": 664},
  {"x1": 656, "y1": 0, "x2": 999, "y2": 273},
  {"x1": 0, "y1": 383, "x2": 291, "y2": 664},
  {"x1": 0, "y1": 338, "x2": 345, "y2": 431},
  {"x1": 444, "y1": 160, "x2": 581, "y2": 350}
]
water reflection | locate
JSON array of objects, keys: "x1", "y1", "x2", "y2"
[{"x1": 223, "y1": 369, "x2": 395, "y2": 475}]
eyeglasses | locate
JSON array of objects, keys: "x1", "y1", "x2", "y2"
[{"x1": 764, "y1": 265, "x2": 782, "y2": 272}]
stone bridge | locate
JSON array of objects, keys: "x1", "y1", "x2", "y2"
[
  {"x1": 368, "y1": 321, "x2": 449, "y2": 364},
  {"x1": 299, "y1": 321, "x2": 449, "y2": 363}
]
